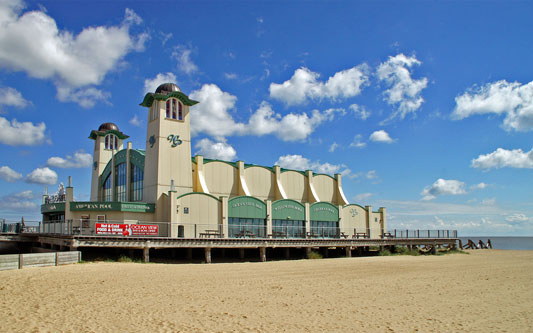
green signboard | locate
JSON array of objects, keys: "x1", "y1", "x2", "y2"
[
  {"x1": 70, "y1": 202, "x2": 155, "y2": 213},
  {"x1": 41, "y1": 202, "x2": 65, "y2": 213},
  {"x1": 310, "y1": 202, "x2": 338, "y2": 222},
  {"x1": 228, "y1": 196, "x2": 266, "y2": 219},
  {"x1": 272, "y1": 200, "x2": 305, "y2": 220}
]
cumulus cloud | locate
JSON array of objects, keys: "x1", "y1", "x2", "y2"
[
  {"x1": 329, "y1": 142, "x2": 339, "y2": 152},
  {"x1": 452, "y1": 80, "x2": 533, "y2": 132},
  {"x1": 470, "y1": 182, "x2": 488, "y2": 190},
  {"x1": 269, "y1": 65, "x2": 369, "y2": 106},
  {"x1": 350, "y1": 134, "x2": 366, "y2": 148},
  {"x1": 369, "y1": 130, "x2": 395, "y2": 143},
  {"x1": 349, "y1": 104, "x2": 370, "y2": 120},
  {"x1": 25, "y1": 167, "x2": 57, "y2": 185},
  {"x1": 377, "y1": 54, "x2": 428, "y2": 121},
  {"x1": 0, "y1": 190, "x2": 38, "y2": 211},
  {"x1": 0, "y1": 165, "x2": 22, "y2": 182},
  {"x1": 129, "y1": 114, "x2": 142, "y2": 127},
  {"x1": 56, "y1": 86, "x2": 111, "y2": 109},
  {"x1": 505, "y1": 213, "x2": 531, "y2": 223},
  {"x1": 0, "y1": 1, "x2": 146, "y2": 107},
  {"x1": 195, "y1": 138, "x2": 237, "y2": 161},
  {"x1": 0, "y1": 117, "x2": 47, "y2": 146},
  {"x1": 143, "y1": 72, "x2": 177, "y2": 94},
  {"x1": 275, "y1": 154, "x2": 350, "y2": 175},
  {"x1": 189, "y1": 84, "x2": 341, "y2": 142},
  {"x1": 46, "y1": 150, "x2": 92, "y2": 168},
  {"x1": 224, "y1": 73, "x2": 237, "y2": 80},
  {"x1": 172, "y1": 44, "x2": 198, "y2": 74},
  {"x1": 471, "y1": 147, "x2": 533, "y2": 169},
  {"x1": 0, "y1": 86, "x2": 30, "y2": 110},
  {"x1": 421, "y1": 179, "x2": 466, "y2": 201}
]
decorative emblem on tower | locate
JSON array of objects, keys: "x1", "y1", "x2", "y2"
[
  {"x1": 149, "y1": 135, "x2": 155, "y2": 148},
  {"x1": 167, "y1": 134, "x2": 182, "y2": 148},
  {"x1": 350, "y1": 208, "x2": 358, "y2": 217}
]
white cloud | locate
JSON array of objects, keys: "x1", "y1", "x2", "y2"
[
  {"x1": 195, "y1": 138, "x2": 237, "y2": 161},
  {"x1": 377, "y1": 54, "x2": 428, "y2": 121},
  {"x1": 481, "y1": 198, "x2": 496, "y2": 206},
  {"x1": 421, "y1": 179, "x2": 466, "y2": 201},
  {"x1": 189, "y1": 84, "x2": 244, "y2": 140},
  {"x1": 143, "y1": 72, "x2": 177, "y2": 94},
  {"x1": 0, "y1": 166, "x2": 22, "y2": 182},
  {"x1": 0, "y1": 116, "x2": 47, "y2": 146},
  {"x1": 0, "y1": 2, "x2": 145, "y2": 107},
  {"x1": 56, "y1": 86, "x2": 111, "y2": 109},
  {"x1": 349, "y1": 104, "x2": 370, "y2": 120},
  {"x1": 269, "y1": 65, "x2": 369, "y2": 105},
  {"x1": 329, "y1": 142, "x2": 339, "y2": 152},
  {"x1": 224, "y1": 73, "x2": 237, "y2": 80},
  {"x1": 46, "y1": 150, "x2": 92, "y2": 168},
  {"x1": 189, "y1": 84, "x2": 340, "y2": 142},
  {"x1": 369, "y1": 130, "x2": 395, "y2": 143},
  {"x1": 452, "y1": 80, "x2": 533, "y2": 132},
  {"x1": 129, "y1": 114, "x2": 142, "y2": 127},
  {"x1": 0, "y1": 86, "x2": 30, "y2": 109},
  {"x1": 275, "y1": 154, "x2": 350, "y2": 176},
  {"x1": 349, "y1": 134, "x2": 366, "y2": 148},
  {"x1": 25, "y1": 167, "x2": 57, "y2": 185},
  {"x1": 470, "y1": 182, "x2": 488, "y2": 190},
  {"x1": 366, "y1": 170, "x2": 378, "y2": 179},
  {"x1": 505, "y1": 213, "x2": 531, "y2": 223},
  {"x1": 172, "y1": 44, "x2": 198, "y2": 74},
  {"x1": 471, "y1": 147, "x2": 533, "y2": 169},
  {"x1": 0, "y1": 190, "x2": 38, "y2": 211},
  {"x1": 354, "y1": 193, "x2": 373, "y2": 202}
]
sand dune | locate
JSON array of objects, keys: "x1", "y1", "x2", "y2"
[{"x1": 1, "y1": 250, "x2": 532, "y2": 332}]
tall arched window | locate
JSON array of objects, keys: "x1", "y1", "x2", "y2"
[
  {"x1": 165, "y1": 98, "x2": 183, "y2": 120},
  {"x1": 115, "y1": 163, "x2": 127, "y2": 202},
  {"x1": 130, "y1": 163, "x2": 143, "y2": 201},
  {"x1": 104, "y1": 134, "x2": 118, "y2": 150},
  {"x1": 103, "y1": 175, "x2": 112, "y2": 201}
]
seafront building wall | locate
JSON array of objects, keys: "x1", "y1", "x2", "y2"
[{"x1": 41, "y1": 83, "x2": 387, "y2": 239}]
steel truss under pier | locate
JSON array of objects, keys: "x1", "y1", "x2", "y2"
[{"x1": 9, "y1": 234, "x2": 458, "y2": 263}]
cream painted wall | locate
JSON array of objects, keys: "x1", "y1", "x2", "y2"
[
  {"x1": 176, "y1": 193, "x2": 222, "y2": 238},
  {"x1": 280, "y1": 171, "x2": 308, "y2": 202},
  {"x1": 312, "y1": 175, "x2": 337, "y2": 203},
  {"x1": 244, "y1": 167, "x2": 275, "y2": 200},
  {"x1": 340, "y1": 205, "x2": 367, "y2": 236},
  {"x1": 203, "y1": 162, "x2": 239, "y2": 198}
]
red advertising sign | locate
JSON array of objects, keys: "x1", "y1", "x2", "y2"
[{"x1": 95, "y1": 223, "x2": 159, "y2": 236}]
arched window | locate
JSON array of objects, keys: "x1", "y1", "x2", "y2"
[
  {"x1": 165, "y1": 98, "x2": 183, "y2": 120},
  {"x1": 166, "y1": 100, "x2": 171, "y2": 118},
  {"x1": 104, "y1": 134, "x2": 118, "y2": 150},
  {"x1": 130, "y1": 163, "x2": 143, "y2": 201},
  {"x1": 115, "y1": 163, "x2": 127, "y2": 202},
  {"x1": 103, "y1": 175, "x2": 112, "y2": 201}
]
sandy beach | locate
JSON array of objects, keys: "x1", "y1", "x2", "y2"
[{"x1": 1, "y1": 250, "x2": 532, "y2": 332}]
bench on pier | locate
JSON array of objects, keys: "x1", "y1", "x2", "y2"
[
  {"x1": 268, "y1": 231, "x2": 287, "y2": 238},
  {"x1": 199, "y1": 230, "x2": 224, "y2": 238},
  {"x1": 235, "y1": 230, "x2": 255, "y2": 238},
  {"x1": 382, "y1": 232, "x2": 395, "y2": 239},
  {"x1": 353, "y1": 232, "x2": 369, "y2": 239}
]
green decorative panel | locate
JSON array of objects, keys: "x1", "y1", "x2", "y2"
[
  {"x1": 114, "y1": 149, "x2": 127, "y2": 165},
  {"x1": 70, "y1": 202, "x2": 155, "y2": 213},
  {"x1": 228, "y1": 196, "x2": 266, "y2": 219},
  {"x1": 130, "y1": 149, "x2": 145, "y2": 169},
  {"x1": 310, "y1": 202, "x2": 339, "y2": 222},
  {"x1": 41, "y1": 203, "x2": 65, "y2": 213},
  {"x1": 272, "y1": 200, "x2": 305, "y2": 220}
]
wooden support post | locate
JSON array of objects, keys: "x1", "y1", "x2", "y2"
[
  {"x1": 323, "y1": 247, "x2": 329, "y2": 258},
  {"x1": 239, "y1": 248, "x2": 245, "y2": 259},
  {"x1": 187, "y1": 248, "x2": 193, "y2": 260},
  {"x1": 204, "y1": 247, "x2": 212, "y2": 264},
  {"x1": 345, "y1": 246, "x2": 352, "y2": 257},
  {"x1": 458, "y1": 239, "x2": 463, "y2": 250},
  {"x1": 143, "y1": 247, "x2": 150, "y2": 263},
  {"x1": 356, "y1": 247, "x2": 362, "y2": 256},
  {"x1": 284, "y1": 248, "x2": 290, "y2": 259},
  {"x1": 259, "y1": 247, "x2": 266, "y2": 262},
  {"x1": 306, "y1": 247, "x2": 312, "y2": 259},
  {"x1": 407, "y1": 244, "x2": 412, "y2": 251}
]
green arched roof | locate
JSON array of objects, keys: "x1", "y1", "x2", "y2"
[{"x1": 140, "y1": 91, "x2": 199, "y2": 107}]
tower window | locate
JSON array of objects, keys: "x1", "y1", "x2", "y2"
[
  {"x1": 165, "y1": 98, "x2": 183, "y2": 120},
  {"x1": 104, "y1": 134, "x2": 118, "y2": 150}
]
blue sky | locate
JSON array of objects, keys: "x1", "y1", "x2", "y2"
[{"x1": 0, "y1": 0, "x2": 531, "y2": 236}]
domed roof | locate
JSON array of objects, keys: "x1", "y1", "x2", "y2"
[
  {"x1": 155, "y1": 83, "x2": 181, "y2": 94},
  {"x1": 98, "y1": 122, "x2": 119, "y2": 132}
]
